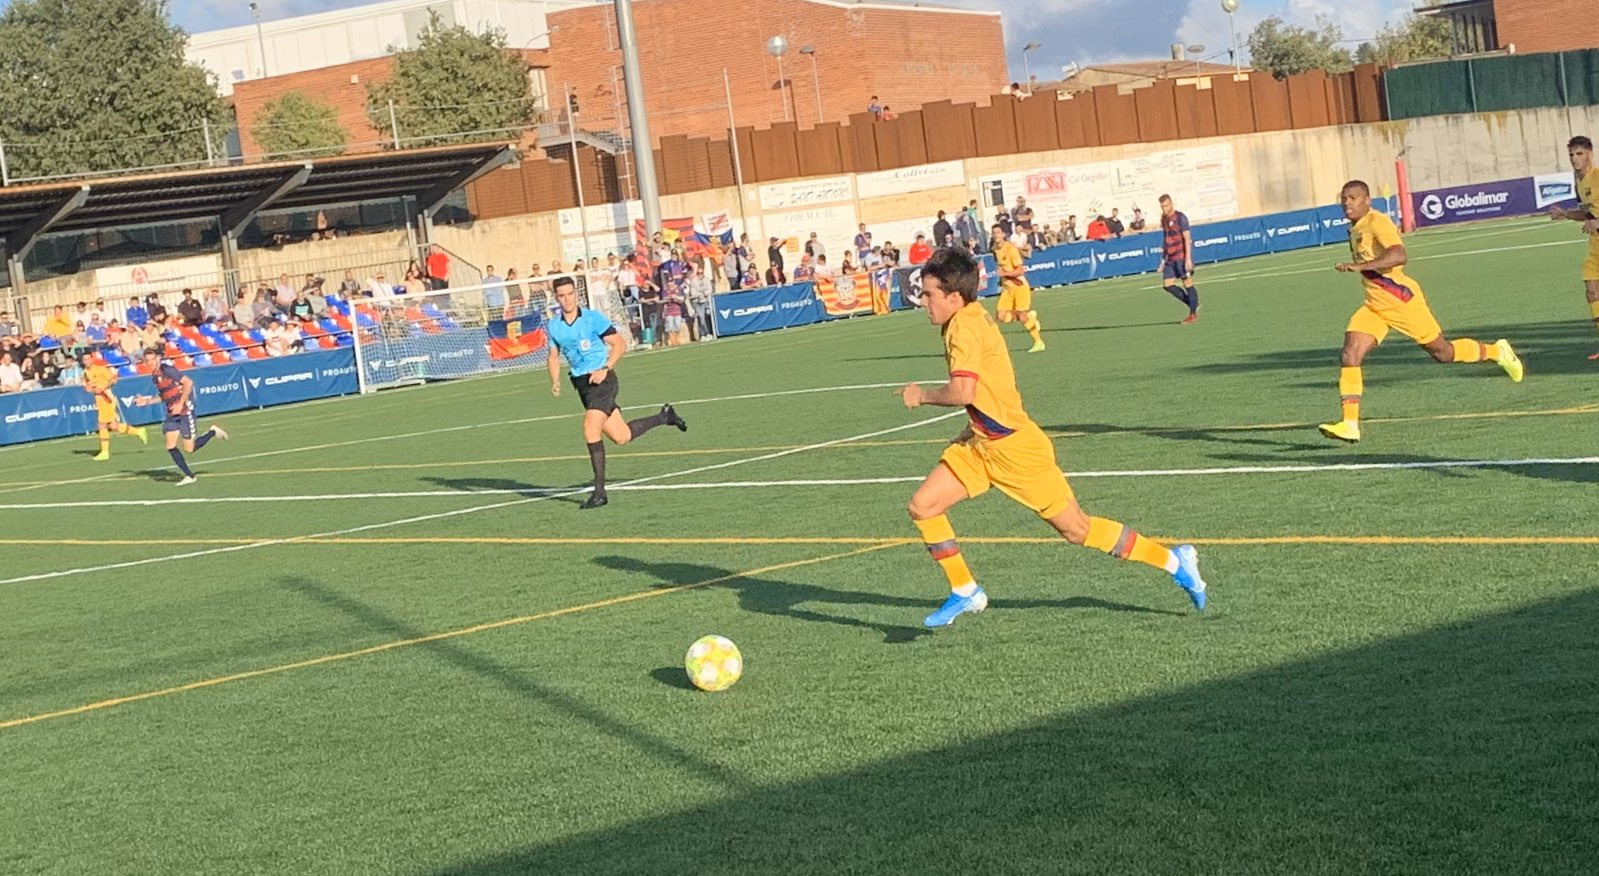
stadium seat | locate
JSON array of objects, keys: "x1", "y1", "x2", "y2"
[
  {"x1": 177, "y1": 338, "x2": 202, "y2": 355},
  {"x1": 229, "y1": 349, "x2": 249, "y2": 362},
  {"x1": 116, "y1": 364, "x2": 137, "y2": 377},
  {"x1": 246, "y1": 346, "x2": 268, "y2": 360},
  {"x1": 332, "y1": 314, "x2": 353, "y2": 331},
  {"x1": 335, "y1": 334, "x2": 354, "y2": 347},
  {"x1": 356, "y1": 313, "x2": 378, "y2": 329},
  {"x1": 198, "y1": 337, "x2": 220, "y2": 352},
  {"x1": 228, "y1": 331, "x2": 254, "y2": 347},
  {"x1": 247, "y1": 329, "x2": 266, "y2": 344},
  {"x1": 318, "y1": 318, "x2": 341, "y2": 334},
  {"x1": 135, "y1": 362, "x2": 153, "y2": 375},
  {"x1": 422, "y1": 304, "x2": 446, "y2": 318},
  {"x1": 438, "y1": 317, "x2": 460, "y2": 330},
  {"x1": 210, "y1": 352, "x2": 230, "y2": 365}
]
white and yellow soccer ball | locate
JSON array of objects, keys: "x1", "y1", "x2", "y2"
[{"x1": 684, "y1": 635, "x2": 743, "y2": 692}]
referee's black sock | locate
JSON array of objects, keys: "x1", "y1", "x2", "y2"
[
  {"x1": 626, "y1": 410, "x2": 669, "y2": 440},
  {"x1": 587, "y1": 441, "x2": 607, "y2": 492},
  {"x1": 169, "y1": 448, "x2": 195, "y2": 478}
]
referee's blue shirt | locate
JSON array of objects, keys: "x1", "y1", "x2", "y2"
[{"x1": 547, "y1": 307, "x2": 616, "y2": 377}]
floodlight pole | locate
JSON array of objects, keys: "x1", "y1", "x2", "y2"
[
  {"x1": 568, "y1": 83, "x2": 593, "y2": 271},
  {"x1": 613, "y1": 0, "x2": 662, "y2": 239},
  {"x1": 723, "y1": 67, "x2": 750, "y2": 249}
]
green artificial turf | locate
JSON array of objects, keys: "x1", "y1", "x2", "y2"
[{"x1": 1, "y1": 218, "x2": 1595, "y2": 874}]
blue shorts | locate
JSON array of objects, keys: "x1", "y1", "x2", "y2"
[
  {"x1": 1163, "y1": 260, "x2": 1192, "y2": 282},
  {"x1": 163, "y1": 409, "x2": 196, "y2": 439}
]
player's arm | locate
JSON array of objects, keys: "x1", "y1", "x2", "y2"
[
  {"x1": 174, "y1": 375, "x2": 195, "y2": 412},
  {"x1": 900, "y1": 374, "x2": 976, "y2": 409},
  {"x1": 1549, "y1": 205, "x2": 1589, "y2": 221},
  {"x1": 1182, "y1": 228, "x2": 1195, "y2": 275},
  {"x1": 547, "y1": 335, "x2": 563, "y2": 396}
]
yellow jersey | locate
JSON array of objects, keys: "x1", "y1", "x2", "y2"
[
  {"x1": 1578, "y1": 167, "x2": 1599, "y2": 249},
  {"x1": 83, "y1": 363, "x2": 117, "y2": 399},
  {"x1": 943, "y1": 301, "x2": 1034, "y2": 440},
  {"x1": 994, "y1": 240, "x2": 1029, "y2": 292},
  {"x1": 1348, "y1": 209, "x2": 1421, "y2": 310}
]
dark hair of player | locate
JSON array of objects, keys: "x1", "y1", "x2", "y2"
[
  {"x1": 1569, "y1": 136, "x2": 1593, "y2": 151},
  {"x1": 923, "y1": 246, "x2": 981, "y2": 303},
  {"x1": 1158, "y1": 193, "x2": 1172, "y2": 203},
  {"x1": 551, "y1": 275, "x2": 576, "y2": 293},
  {"x1": 1342, "y1": 179, "x2": 1371, "y2": 196}
]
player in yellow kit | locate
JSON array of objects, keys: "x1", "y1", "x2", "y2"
[
  {"x1": 989, "y1": 223, "x2": 1045, "y2": 353},
  {"x1": 897, "y1": 247, "x2": 1205, "y2": 628},
  {"x1": 1548, "y1": 135, "x2": 1599, "y2": 359},
  {"x1": 1319, "y1": 180, "x2": 1524, "y2": 444},
  {"x1": 82, "y1": 361, "x2": 147, "y2": 460}
]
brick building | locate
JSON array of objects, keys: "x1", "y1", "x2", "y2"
[
  {"x1": 1421, "y1": 0, "x2": 1599, "y2": 55},
  {"x1": 543, "y1": 0, "x2": 1007, "y2": 141}
]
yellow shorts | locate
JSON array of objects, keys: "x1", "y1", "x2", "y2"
[
  {"x1": 1582, "y1": 245, "x2": 1599, "y2": 281},
  {"x1": 1346, "y1": 301, "x2": 1442, "y2": 346},
  {"x1": 95, "y1": 400, "x2": 120, "y2": 427},
  {"x1": 939, "y1": 423, "x2": 1074, "y2": 519},
  {"x1": 996, "y1": 283, "x2": 1032, "y2": 313}
]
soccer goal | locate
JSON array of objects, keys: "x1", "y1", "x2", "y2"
[{"x1": 347, "y1": 272, "x2": 589, "y2": 393}]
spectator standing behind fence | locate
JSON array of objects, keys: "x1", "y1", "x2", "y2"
[
  {"x1": 1106, "y1": 208, "x2": 1126, "y2": 238},
  {"x1": 994, "y1": 206, "x2": 1013, "y2": 238},
  {"x1": 203, "y1": 288, "x2": 227, "y2": 323},
  {"x1": 0, "y1": 311, "x2": 18, "y2": 338},
  {"x1": 426, "y1": 248, "x2": 450, "y2": 289},
  {"x1": 805, "y1": 232, "x2": 827, "y2": 262},
  {"x1": 909, "y1": 234, "x2": 933, "y2": 265},
  {"x1": 1011, "y1": 197, "x2": 1035, "y2": 236},
  {"x1": 956, "y1": 201, "x2": 982, "y2": 253},
  {"x1": 767, "y1": 237, "x2": 787, "y2": 277},
  {"x1": 177, "y1": 290, "x2": 203, "y2": 326},
  {"x1": 687, "y1": 262, "x2": 714, "y2": 340},
  {"x1": 854, "y1": 224, "x2": 873, "y2": 262},
  {"x1": 933, "y1": 212, "x2": 954, "y2": 250},
  {"x1": 125, "y1": 297, "x2": 148, "y2": 329},
  {"x1": 1062, "y1": 215, "x2": 1080, "y2": 243},
  {"x1": 868, "y1": 95, "x2": 882, "y2": 118},
  {"x1": 145, "y1": 293, "x2": 169, "y2": 326},
  {"x1": 1129, "y1": 207, "x2": 1147, "y2": 232},
  {"x1": 482, "y1": 264, "x2": 506, "y2": 311},
  {"x1": 0, "y1": 352, "x2": 24, "y2": 392}
]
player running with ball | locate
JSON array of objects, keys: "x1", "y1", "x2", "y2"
[
  {"x1": 898, "y1": 247, "x2": 1206, "y2": 628},
  {"x1": 134, "y1": 348, "x2": 227, "y2": 485},
  {"x1": 547, "y1": 276, "x2": 686, "y2": 509}
]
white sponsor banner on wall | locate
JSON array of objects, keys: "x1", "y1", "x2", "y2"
[
  {"x1": 759, "y1": 175, "x2": 854, "y2": 211},
  {"x1": 93, "y1": 253, "x2": 223, "y2": 296},
  {"x1": 557, "y1": 200, "x2": 643, "y2": 236},
  {"x1": 1533, "y1": 171, "x2": 1578, "y2": 209},
  {"x1": 855, "y1": 160, "x2": 968, "y2": 201},
  {"x1": 561, "y1": 232, "x2": 635, "y2": 265},
  {"x1": 761, "y1": 204, "x2": 860, "y2": 267},
  {"x1": 977, "y1": 143, "x2": 1238, "y2": 226}
]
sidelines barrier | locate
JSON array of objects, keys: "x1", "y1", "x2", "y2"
[
  {"x1": 712, "y1": 199, "x2": 1394, "y2": 337},
  {"x1": 0, "y1": 348, "x2": 358, "y2": 446},
  {"x1": 1411, "y1": 174, "x2": 1578, "y2": 228}
]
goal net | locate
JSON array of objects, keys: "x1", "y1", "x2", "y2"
[{"x1": 346, "y1": 272, "x2": 595, "y2": 392}]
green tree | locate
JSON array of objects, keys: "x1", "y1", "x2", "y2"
[
  {"x1": 253, "y1": 91, "x2": 348, "y2": 158},
  {"x1": 0, "y1": 0, "x2": 230, "y2": 180},
  {"x1": 365, "y1": 14, "x2": 536, "y2": 149},
  {"x1": 1247, "y1": 15, "x2": 1354, "y2": 79},
  {"x1": 1355, "y1": 14, "x2": 1454, "y2": 66}
]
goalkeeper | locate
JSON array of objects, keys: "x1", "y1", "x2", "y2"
[{"x1": 547, "y1": 276, "x2": 687, "y2": 509}]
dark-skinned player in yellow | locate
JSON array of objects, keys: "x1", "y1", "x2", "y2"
[
  {"x1": 1547, "y1": 135, "x2": 1599, "y2": 359},
  {"x1": 1318, "y1": 180, "x2": 1523, "y2": 444},
  {"x1": 897, "y1": 247, "x2": 1205, "y2": 628}
]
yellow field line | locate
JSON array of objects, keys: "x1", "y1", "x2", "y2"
[
  {"x1": 0, "y1": 542, "x2": 904, "y2": 732},
  {"x1": 4, "y1": 402, "x2": 1594, "y2": 488},
  {"x1": 5, "y1": 534, "x2": 1599, "y2": 548}
]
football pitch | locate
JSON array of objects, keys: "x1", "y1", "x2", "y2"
[{"x1": 2, "y1": 220, "x2": 1596, "y2": 874}]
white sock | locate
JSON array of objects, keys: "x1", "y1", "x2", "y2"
[{"x1": 953, "y1": 582, "x2": 978, "y2": 597}]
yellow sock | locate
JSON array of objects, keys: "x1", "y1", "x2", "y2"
[
  {"x1": 913, "y1": 514, "x2": 976, "y2": 593},
  {"x1": 97, "y1": 430, "x2": 110, "y2": 455},
  {"x1": 1588, "y1": 299, "x2": 1599, "y2": 333},
  {"x1": 1024, "y1": 311, "x2": 1043, "y2": 344},
  {"x1": 1339, "y1": 366, "x2": 1362, "y2": 423},
  {"x1": 1450, "y1": 338, "x2": 1498, "y2": 363},
  {"x1": 1084, "y1": 517, "x2": 1178, "y2": 573}
]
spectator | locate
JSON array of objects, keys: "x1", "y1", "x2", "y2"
[
  {"x1": 767, "y1": 236, "x2": 786, "y2": 276},
  {"x1": 879, "y1": 105, "x2": 897, "y2": 121},
  {"x1": 866, "y1": 245, "x2": 884, "y2": 268},
  {"x1": 118, "y1": 323, "x2": 145, "y2": 358},
  {"x1": 725, "y1": 240, "x2": 750, "y2": 291},
  {"x1": 425, "y1": 248, "x2": 450, "y2": 289},
  {"x1": 1129, "y1": 206, "x2": 1147, "y2": 232},
  {"x1": 686, "y1": 262, "x2": 714, "y2": 340},
  {"x1": 31, "y1": 349, "x2": 61, "y2": 387},
  {"x1": 85, "y1": 314, "x2": 108, "y2": 345},
  {"x1": 264, "y1": 318, "x2": 302, "y2": 357},
  {"x1": 814, "y1": 254, "x2": 836, "y2": 281},
  {"x1": 43, "y1": 306, "x2": 72, "y2": 339},
  {"x1": 125, "y1": 296, "x2": 149, "y2": 329},
  {"x1": 145, "y1": 293, "x2": 168, "y2": 325},
  {"x1": 232, "y1": 294, "x2": 255, "y2": 328},
  {"x1": 73, "y1": 301, "x2": 92, "y2": 325},
  {"x1": 638, "y1": 272, "x2": 663, "y2": 346},
  {"x1": 250, "y1": 288, "x2": 276, "y2": 325},
  {"x1": 482, "y1": 264, "x2": 506, "y2": 310},
  {"x1": 854, "y1": 223, "x2": 873, "y2": 261},
  {"x1": 0, "y1": 310, "x2": 20, "y2": 338},
  {"x1": 60, "y1": 354, "x2": 84, "y2": 387},
  {"x1": 66, "y1": 321, "x2": 90, "y2": 355},
  {"x1": 933, "y1": 211, "x2": 954, "y2": 250},
  {"x1": 660, "y1": 278, "x2": 688, "y2": 347},
  {"x1": 1106, "y1": 208, "x2": 1126, "y2": 238},
  {"x1": 764, "y1": 263, "x2": 786, "y2": 287},
  {"x1": 908, "y1": 233, "x2": 933, "y2": 265},
  {"x1": 868, "y1": 95, "x2": 882, "y2": 118},
  {"x1": 964, "y1": 237, "x2": 982, "y2": 255},
  {"x1": 616, "y1": 260, "x2": 641, "y2": 306},
  {"x1": 1029, "y1": 225, "x2": 1048, "y2": 250},
  {"x1": 203, "y1": 288, "x2": 227, "y2": 323},
  {"x1": 274, "y1": 273, "x2": 296, "y2": 309},
  {"x1": 994, "y1": 206, "x2": 1013, "y2": 238},
  {"x1": 177, "y1": 289, "x2": 203, "y2": 326},
  {"x1": 840, "y1": 254, "x2": 856, "y2": 275},
  {"x1": 1012, "y1": 197, "x2": 1035, "y2": 233},
  {"x1": 959, "y1": 200, "x2": 984, "y2": 253},
  {"x1": 0, "y1": 352, "x2": 23, "y2": 392},
  {"x1": 805, "y1": 232, "x2": 826, "y2": 261},
  {"x1": 881, "y1": 240, "x2": 901, "y2": 265},
  {"x1": 742, "y1": 263, "x2": 762, "y2": 288},
  {"x1": 289, "y1": 289, "x2": 316, "y2": 322},
  {"x1": 793, "y1": 254, "x2": 814, "y2": 281},
  {"x1": 90, "y1": 299, "x2": 108, "y2": 324},
  {"x1": 1087, "y1": 215, "x2": 1111, "y2": 241},
  {"x1": 1062, "y1": 215, "x2": 1080, "y2": 243},
  {"x1": 336, "y1": 270, "x2": 362, "y2": 297}
]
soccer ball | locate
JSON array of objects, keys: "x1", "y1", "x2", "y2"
[{"x1": 684, "y1": 635, "x2": 743, "y2": 692}]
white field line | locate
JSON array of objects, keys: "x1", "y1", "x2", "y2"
[
  {"x1": 5, "y1": 454, "x2": 1596, "y2": 511},
  {"x1": 0, "y1": 380, "x2": 937, "y2": 497},
  {"x1": 0, "y1": 410, "x2": 963, "y2": 586}
]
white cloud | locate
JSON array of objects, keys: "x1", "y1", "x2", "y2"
[{"x1": 1176, "y1": 0, "x2": 1418, "y2": 65}]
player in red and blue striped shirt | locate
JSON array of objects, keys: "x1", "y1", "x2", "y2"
[
  {"x1": 1158, "y1": 195, "x2": 1200, "y2": 324},
  {"x1": 136, "y1": 348, "x2": 227, "y2": 486}
]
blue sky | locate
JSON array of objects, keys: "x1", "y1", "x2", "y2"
[{"x1": 164, "y1": 0, "x2": 1421, "y2": 79}]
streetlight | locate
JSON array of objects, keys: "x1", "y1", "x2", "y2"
[
  {"x1": 1186, "y1": 43, "x2": 1206, "y2": 78},
  {"x1": 799, "y1": 45, "x2": 822, "y2": 125},
  {"x1": 248, "y1": 2, "x2": 268, "y2": 78},
  {"x1": 1221, "y1": 0, "x2": 1243, "y2": 77},
  {"x1": 1022, "y1": 41, "x2": 1040, "y2": 94},
  {"x1": 767, "y1": 35, "x2": 791, "y2": 123}
]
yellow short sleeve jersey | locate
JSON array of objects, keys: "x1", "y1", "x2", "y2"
[
  {"x1": 943, "y1": 301, "x2": 1034, "y2": 439},
  {"x1": 994, "y1": 241, "x2": 1029, "y2": 291},
  {"x1": 1349, "y1": 209, "x2": 1421, "y2": 309},
  {"x1": 1578, "y1": 167, "x2": 1599, "y2": 221},
  {"x1": 83, "y1": 363, "x2": 116, "y2": 398}
]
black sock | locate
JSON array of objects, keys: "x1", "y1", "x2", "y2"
[
  {"x1": 626, "y1": 410, "x2": 668, "y2": 440},
  {"x1": 1186, "y1": 285, "x2": 1199, "y2": 314},
  {"x1": 587, "y1": 441, "x2": 606, "y2": 492},
  {"x1": 194, "y1": 429, "x2": 215, "y2": 451},
  {"x1": 1164, "y1": 284, "x2": 1188, "y2": 306},
  {"x1": 169, "y1": 448, "x2": 195, "y2": 478}
]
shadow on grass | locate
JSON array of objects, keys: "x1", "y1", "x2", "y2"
[
  {"x1": 1039, "y1": 321, "x2": 1173, "y2": 334},
  {"x1": 421, "y1": 477, "x2": 586, "y2": 505},
  {"x1": 592, "y1": 557, "x2": 1183, "y2": 647},
  {"x1": 647, "y1": 666, "x2": 696, "y2": 691},
  {"x1": 1200, "y1": 450, "x2": 1599, "y2": 485},
  {"x1": 442, "y1": 588, "x2": 1599, "y2": 874},
  {"x1": 276, "y1": 577, "x2": 752, "y2": 793}
]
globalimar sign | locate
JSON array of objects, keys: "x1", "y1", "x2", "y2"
[
  {"x1": 0, "y1": 348, "x2": 359, "y2": 446},
  {"x1": 1411, "y1": 178, "x2": 1543, "y2": 227}
]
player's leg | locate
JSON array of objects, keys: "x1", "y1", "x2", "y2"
[
  {"x1": 1012, "y1": 285, "x2": 1044, "y2": 353},
  {"x1": 1045, "y1": 498, "x2": 1206, "y2": 610},
  {"x1": 164, "y1": 420, "x2": 198, "y2": 484},
  {"x1": 1320, "y1": 309, "x2": 1384, "y2": 443},
  {"x1": 1405, "y1": 299, "x2": 1523, "y2": 382},
  {"x1": 1183, "y1": 274, "x2": 1199, "y2": 321},
  {"x1": 913, "y1": 447, "x2": 989, "y2": 628},
  {"x1": 599, "y1": 406, "x2": 688, "y2": 448},
  {"x1": 94, "y1": 422, "x2": 112, "y2": 461},
  {"x1": 1161, "y1": 261, "x2": 1194, "y2": 320}
]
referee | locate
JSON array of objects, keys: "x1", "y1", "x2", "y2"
[{"x1": 547, "y1": 276, "x2": 686, "y2": 509}]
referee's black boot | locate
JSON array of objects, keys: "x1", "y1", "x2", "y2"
[
  {"x1": 580, "y1": 490, "x2": 609, "y2": 510},
  {"x1": 663, "y1": 404, "x2": 688, "y2": 432}
]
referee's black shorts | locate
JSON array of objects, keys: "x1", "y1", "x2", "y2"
[{"x1": 571, "y1": 369, "x2": 620, "y2": 414}]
